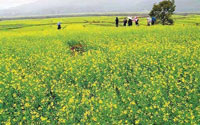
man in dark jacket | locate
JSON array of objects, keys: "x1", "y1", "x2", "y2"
[
  {"x1": 152, "y1": 17, "x2": 156, "y2": 25},
  {"x1": 123, "y1": 18, "x2": 127, "y2": 26},
  {"x1": 57, "y1": 22, "x2": 61, "y2": 30},
  {"x1": 115, "y1": 17, "x2": 119, "y2": 27},
  {"x1": 128, "y1": 18, "x2": 132, "y2": 26}
]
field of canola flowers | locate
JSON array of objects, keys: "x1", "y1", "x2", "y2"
[{"x1": 0, "y1": 15, "x2": 200, "y2": 124}]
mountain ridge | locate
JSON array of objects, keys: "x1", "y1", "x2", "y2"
[{"x1": 0, "y1": 0, "x2": 199, "y2": 17}]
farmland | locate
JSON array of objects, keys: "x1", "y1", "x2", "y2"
[{"x1": 0, "y1": 15, "x2": 200, "y2": 124}]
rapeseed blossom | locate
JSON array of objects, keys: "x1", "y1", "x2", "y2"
[{"x1": 0, "y1": 15, "x2": 199, "y2": 124}]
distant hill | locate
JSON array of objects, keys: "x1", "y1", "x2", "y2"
[{"x1": 0, "y1": 0, "x2": 199, "y2": 17}]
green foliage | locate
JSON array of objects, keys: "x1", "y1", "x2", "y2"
[{"x1": 149, "y1": 0, "x2": 176, "y2": 25}]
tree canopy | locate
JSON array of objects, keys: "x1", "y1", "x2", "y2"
[{"x1": 149, "y1": 0, "x2": 176, "y2": 25}]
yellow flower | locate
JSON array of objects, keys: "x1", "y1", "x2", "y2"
[
  {"x1": 25, "y1": 103, "x2": 31, "y2": 108},
  {"x1": 13, "y1": 93, "x2": 17, "y2": 98},
  {"x1": 131, "y1": 101, "x2": 136, "y2": 105},
  {"x1": 36, "y1": 113, "x2": 40, "y2": 118},
  {"x1": 118, "y1": 120, "x2": 122, "y2": 124},
  {"x1": 13, "y1": 104, "x2": 16, "y2": 107},
  {"x1": 182, "y1": 78, "x2": 185, "y2": 82},
  {"x1": 0, "y1": 109, "x2": 4, "y2": 114},
  {"x1": 69, "y1": 98, "x2": 74, "y2": 104},
  {"x1": 173, "y1": 117, "x2": 178, "y2": 122},
  {"x1": 135, "y1": 120, "x2": 140, "y2": 124},
  {"x1": 59, "y1": 118, "x2": 66, "y2": 123},
  {"x1": 163, "y1": 117, "x2": 168, "y2": 121},
  {"x1": 164, "y1": 101, "x2": 170, "y2": 107},
  {"x1": 32, "y1": 115, "x2": 35, "y2": 120},
  {"x1": 23, "y1": 117, "x2": 26, "y2": 120},
  {"x1": 25, "y1": 97, "x2": 29, "y2": 101},
  {"x1": 92, "y1": 117, "x2": 97, "y2": 122},
  {"x1": 40, "y1": 116, "x2": 47, "y2": 121},
  {"x1": 92, "y1": 82, "x2": 97, "y2": 87},
  {"x1": 113, "y1": 104, "x2": 117, "y2": 109},
  {"x1": 5, "y1": 120, "x2": 11, "y2": 125},
  {"x1": 123, "y1": 110, "x2": 127, "y2": 114},
  {"x1": 99, "y1": 100, "x2": 103, "y2": 104}
]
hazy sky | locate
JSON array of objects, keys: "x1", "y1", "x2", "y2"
[
  {"x1": 0, "y1": 0, "x2": 199, "y2": 12},
  {"x1": 0, "y1": 0, "x2": 37, "y2": 9}
]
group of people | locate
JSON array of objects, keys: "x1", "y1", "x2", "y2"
[
  {"x1": 115, "y1": 16, "x2": 140, "y2": 27},
  {"x1": 147, "y1": 17, "x2": 157, "y2": 26},
  {"x1": 57, "y1": 16, "x2": 157, "y2": 30},
  {"x1": 115, "y1": 16, "x2": 156, "y2": 27}
]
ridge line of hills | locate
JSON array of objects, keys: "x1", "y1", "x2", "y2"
[{"x1": 0, "y1": 0, "x2": 199, "y2": 17}]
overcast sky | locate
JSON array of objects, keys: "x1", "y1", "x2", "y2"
[
  {"x1": 0, "y1": 0, "x2": 199, "y2": 12},
  {"x1": 0, "y1": 0, "x2": 37, "y2": 9}
]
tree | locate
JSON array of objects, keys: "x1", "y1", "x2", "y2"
[{"x1": 149, "y1": 0, "x2": 176, "y2": 25}]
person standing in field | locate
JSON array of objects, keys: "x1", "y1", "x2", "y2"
[
  {"x1": 123, "y1": 17, "x2": 127, "y2": 26},
  {"x1": 128, "y1": 17, "x2": 132, "y2": 26},
  {"x1": 57, "y1": 22, "x2": 61, "y2": 30},
  {"x1": 152, "y1": 17, "x2": 156, "y2": 25},
  {"x1": 147, "y1": 17, "x2": 152, "y2": 26},
  {"x1": 134, "y1": 16, "x2": 139, "y2": 26},
  {"x1": 115, "y1": 17, "x2": 119, "y2": 27}
]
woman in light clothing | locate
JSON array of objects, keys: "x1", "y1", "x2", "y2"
[{"x1": 147, "y1": 17, "x2": 152, "y2": 26}]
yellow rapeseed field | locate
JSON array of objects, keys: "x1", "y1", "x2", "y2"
[{"x1": 0, "y1": 15, "x2": 199, "y2": 124}]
